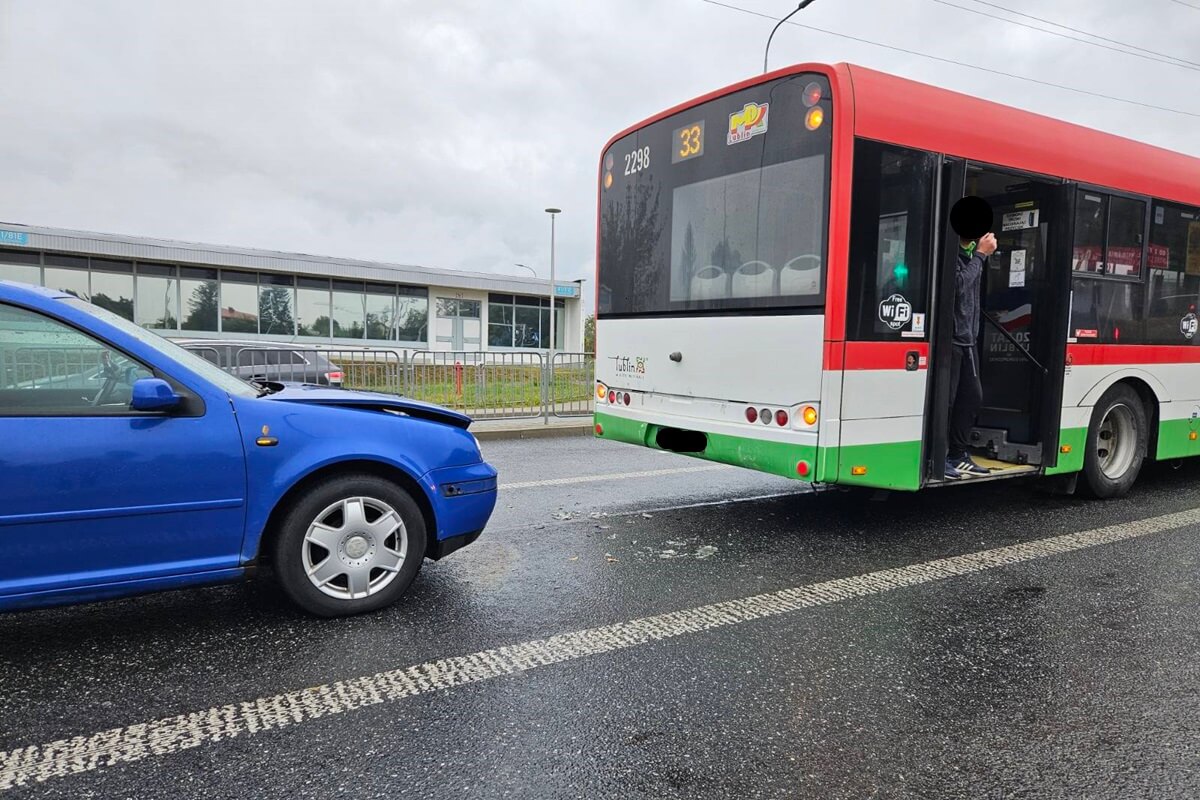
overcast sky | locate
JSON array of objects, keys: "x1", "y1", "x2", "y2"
[{"x1": 2, "y1": 0, "x2": 1198, "y2": 305}]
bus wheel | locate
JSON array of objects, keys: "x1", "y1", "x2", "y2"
[{"x1": 1082, "y1": 384, "x2": 1147, "y2": 499}]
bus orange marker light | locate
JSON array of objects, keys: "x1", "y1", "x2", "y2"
[
  {"x1": 796, "y1": 460, "x2": 810, "y2": 477},
  {"x1": 1191, "y1": 431, "x2": 1198, "y2": 441},
  {"x1": 596, "y1": 384, "x2": 607, "y2": 400},
  {"x1": 805, "y1": 107, "x2": 824, "y2": 131},
  {"x1": 802, "y1": 406, "x2": 819, "y2": 426},
  {"x1": 1060, "y1": 444, "x2": 1072, "y2": 454},
  {"x1": 851, "y1": 466, "x2": 867, "y2": 476}
]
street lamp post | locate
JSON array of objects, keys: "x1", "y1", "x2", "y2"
[{"x1": 545, "y1": 208, "x2": 560, "y2": 365}]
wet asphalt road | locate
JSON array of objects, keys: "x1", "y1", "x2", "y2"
[{"x1": 4, "y1": 436, "x2": 1200, "y2": 798}]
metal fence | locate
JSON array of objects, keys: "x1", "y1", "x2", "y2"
[
  {"x1": 179, "y1": 344, "x2": 594, "y2": 420},
  {"x1": 2, "y1": 346, "x2": 106, "y2": 390}
]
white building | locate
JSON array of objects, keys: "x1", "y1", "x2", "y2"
[{"x1": 0, "y1": 223, "x2": 585, "y2": 353}]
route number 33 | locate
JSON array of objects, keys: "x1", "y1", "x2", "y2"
[
  {"x1": 624, "y1": 146, "x2": 650, "y2": 176},
  {"x1": 678, "y1": 125, "x2": 701, "y2": 159}
]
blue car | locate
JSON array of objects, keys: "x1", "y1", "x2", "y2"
[{"x1": 0, "y1": 281, "x2": 497, "y2": 616}]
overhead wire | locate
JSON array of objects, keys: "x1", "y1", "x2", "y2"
[
  {"x1": 1169, "y1": 0, "x2": 1200, "y2": 10},
  {"x1": 954, "y1": 0, "x2": 1200, "y2": 69},
  {"x1": 700, "y1": 0, "x2": 1200, "y2": 119},
  {"x1": 934, "y1": 0, "x2": 1200, "y2": 72}
]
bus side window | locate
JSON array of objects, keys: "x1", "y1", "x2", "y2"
[
  {"x1": 1069, "y1": 190, "x2": 1146, "y2": 344},
  {"x1": 1147, "y1": 202, "x2": 1200, "y2": 345},
  {"x1": 846, "y1": 140, "x2": 938, "y2": 341}
]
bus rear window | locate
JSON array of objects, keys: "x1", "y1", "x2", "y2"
[{"x1": 599, "y1": 74, "x2": 832, "y2": 317}]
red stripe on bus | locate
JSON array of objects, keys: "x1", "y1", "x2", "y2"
[
  {"x1": 840, "y1": 341, "x2": 929, "y2": 370},
  {"x1": 1068, "y1": 344, "x2": 1200, "y2": 366}
]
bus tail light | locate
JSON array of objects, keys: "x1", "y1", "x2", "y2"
[
  {"x1": 796, "y1": 460, "x2": 810, "y2": 477},
  {"x1": 595, "y1": 423, "x2": 604, "y2": 436},
  {"x1": 758, "y1": 408, "x2": 772, "y2": 425},
  {"x1": 775, "y1": 409, "x2": 789, "y2": 426},
  {"x1": 803, "y1": 82, "x2": 823, "y2": 107},
  {"x1": 623, "y1": 392, "x2": 631, "y2": 406},
  {"x1": 609, "y1": 390, "x2": 616, "y2": 404},
  {"x1": 745, "y1": 407, "x2": 758, "y2": 423}
]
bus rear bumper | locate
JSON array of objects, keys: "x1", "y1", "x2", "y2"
[{"x1": 594, "y1": 409, "x2": 819, "y2": 481}]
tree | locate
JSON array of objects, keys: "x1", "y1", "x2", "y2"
[
  {"x1": 259, "y1": 287, "x2": 295, "y2": 335},
  {"x1": 680, "y1": 222, "x2": 697, "y2": 291},
  {"x1": 583, "y1": 314, "x2": 595, "y2": 353},
  {"x1": 601, "y1": 180, "x2": 664, "y2": 313},
  {"x1": 183, "y1": 280, "x2": 219, "y2": 331}
]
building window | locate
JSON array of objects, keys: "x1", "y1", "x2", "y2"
[
  {"x1": 487, "y1": 293, "x2": 565, "y2": 348},
  {"x1": 364, "y1": 283, "x2": 394, "y2": 340},
  {"x1": 220, "y1": 270, "x2": 259, "y2": 334},
  {"x1": 180, "y1": 267, "x2": 219, "y2": 332},
  {"x1": 0, "y1": 249, "x2": 39, "y2": 286},
  {"x1": 296, "y1": 277, "x2": 330, "y2": 338},
  {"x1": 135, "y1": 263, "x2": 179, "y2": 331},
  {"x1": 44, "y1": 254, "x2": 91, "y2": 301},
  {"x1": 90, "y1": 259, "x2": 135, "y2": 322},
  {"x1": 396, "y1": 287, "x2": 428, "y2": 344},
  {"x1": 258, "y1": 273, "x2": 296, "y2": 336},
  {"x1": 488, "y1": 297, "x2": 514, "y2": 346},
  {"x1": 332, "y1": 280, "x2": 365, "y2": 339}
]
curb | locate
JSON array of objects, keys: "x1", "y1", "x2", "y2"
[{"x1": 473, "y1": 422, "x2": 594, "y2": 442}]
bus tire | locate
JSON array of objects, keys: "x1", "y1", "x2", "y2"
[{"x1": 1082, "y1": 384, "x2": 1147, "y2": 499}]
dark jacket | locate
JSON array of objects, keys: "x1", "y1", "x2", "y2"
[{"x1": 953, "y1": 248, "x2": 988, "y2": 346}]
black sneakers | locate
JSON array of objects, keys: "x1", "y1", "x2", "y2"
[{"x1": 952, "y1": 454, "x2": 991, "y2": 477}]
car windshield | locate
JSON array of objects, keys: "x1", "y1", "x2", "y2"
[{"x1": 64, "y1": 298, "x2": 258, "y2": 398}]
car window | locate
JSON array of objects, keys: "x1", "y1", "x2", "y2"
[
  {"x1": 64, "y1": 299, "x2": 257, "y2": 398},
  {"x1": 0, "y1": 303, "x2": 155, "y2": 414}
]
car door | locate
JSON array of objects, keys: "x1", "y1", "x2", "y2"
[{"x1": 0, "y1": 303, "x2": 247, "y2": 600}]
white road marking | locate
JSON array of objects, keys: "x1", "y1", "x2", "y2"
[
  {"x1": 499, "y1": 464, "x2": 730, "y2": 490},
  {"x1": 4, "y1": 505, "x2": 1200, "y2": 791}
]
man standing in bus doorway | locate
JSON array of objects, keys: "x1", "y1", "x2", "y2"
[{"x1": 945, "y1": 196, "x2": 998, "y2": 480}]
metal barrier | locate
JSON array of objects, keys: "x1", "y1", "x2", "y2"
[
  {"x1": 405, "y1": 351, "x2": 545, "y2": 419},
  {"x1": 551, "y1": 352, "x2": 596, "y2": 417},
  {"x1": 4, "y1": 346, "x2": 106, "y2": 390},
  {"x1": 182, "y1": 343, "x2": 595, "y2": 421}
]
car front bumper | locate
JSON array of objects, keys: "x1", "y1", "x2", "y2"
[{"x1": 422, "y1": 461, "x2": 498, "y2": 556}]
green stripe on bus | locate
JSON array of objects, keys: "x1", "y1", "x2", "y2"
[
  {"x1": 1156, "y1": 417, "x2": 1200, "y2": 460},
  {"x1": 594, "y1": 412, "x2": 817, "y2": 481},
  {"x1": 835, "y1": 440, "x2": 923, "y2": 491},
  {"x1": 1045, "y1": 427, "x2": 1086, "y2": 475}
]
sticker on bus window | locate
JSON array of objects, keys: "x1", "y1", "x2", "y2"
[
  {"x1": 1075, "y1": 329, "x2": 1099, "y2": 339},
  {"x1": 727, "y1": 102, "x2": 769, "y2": 145},
  {"x1": 1002, "y1": 210, "x2": 1040, "y2": 231},
  {"x1": 878, "y1": 293, "x2": 912, "y2": 331},
  {"x1": 1181, "y1": 312, "x2": 1198, "y2": 340}
]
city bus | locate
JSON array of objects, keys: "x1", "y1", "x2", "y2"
[{"x1": 593, "y1": 62, "x2": 1200, "y2": 497}]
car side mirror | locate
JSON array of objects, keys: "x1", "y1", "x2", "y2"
[{"x1": 130, "y1": 377, "x2": 181, "y2": 412}]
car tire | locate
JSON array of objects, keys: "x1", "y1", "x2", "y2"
[
  {"x1": 272, "y1": 474, "x2": 427, "y2": 616},
  {"x1": 1082, "y1": 384, "x2": 1147, "y2": 499}
]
